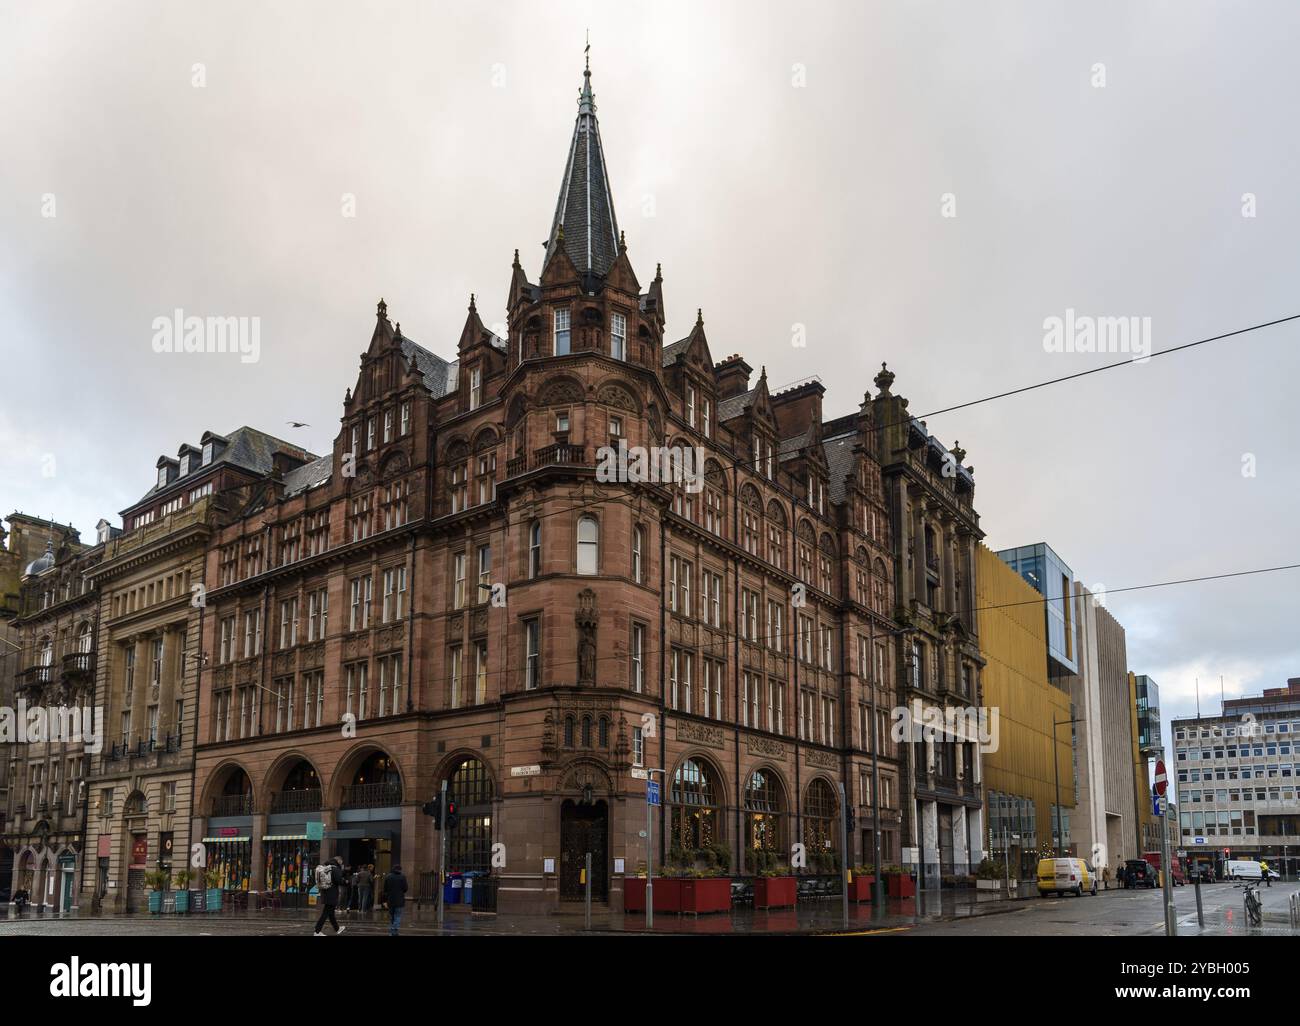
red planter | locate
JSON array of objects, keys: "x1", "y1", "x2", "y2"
[
  {"x1": 680, "y1": 877, "x2": 732, "y2": 915},
  {"x1": 754, "y1": 875, "x2": 797, "y2": 909},
  {"x1": 848, "y1": 875, "x2": 876, "y2": 902},
  {"x1": 622, "y1": 877, "x2": 683, "y2": 914},
  {"x1": 885, "y1": 872, "x2": 915, "y2": 898}
]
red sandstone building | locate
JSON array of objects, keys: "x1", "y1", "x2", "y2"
[{"x1": 190, "y1": 62, "x2": 984, "y2": 912}]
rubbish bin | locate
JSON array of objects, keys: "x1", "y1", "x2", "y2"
[
  {"x1": 443, "y1": 872, "x2": 463, "y2": 905},
  {"x1": 470, "y1": 875, "x2": 497, "y2": 911}
]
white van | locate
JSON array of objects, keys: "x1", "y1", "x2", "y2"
[{"x1": 1225, "y1": 859, "x2": 1264, "y2": 881}]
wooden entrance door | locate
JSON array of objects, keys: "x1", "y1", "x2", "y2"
[{"x1": 559, "y1": 799, "x2": 608, "y2": 900}]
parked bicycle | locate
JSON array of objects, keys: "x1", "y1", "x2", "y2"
[{"x1": 1243, "y1": 882, "x2": 1262, "y2": 927}]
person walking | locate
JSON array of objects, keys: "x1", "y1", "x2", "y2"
[
  {"x1": 355, "y1": 864, "x2": 374, "y2": 915},
  {"x1": 312, "y1": 855, "x2": 347, "y2": 936},
  {"x1": 1261, "y1": 859, "x2": 1272, "y2": 887},
  {"x1": 381, "y1": 864, "x2": 408, "y2": 936}
]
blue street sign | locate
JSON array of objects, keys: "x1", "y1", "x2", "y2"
[
  {"x1": 646, "y1": 780, "x2": 660, "y2": 806},
  {"x1": 1152, "y1": 793, "x2": 1164, "y2": 817}
]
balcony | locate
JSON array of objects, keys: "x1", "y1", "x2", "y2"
[
  {"x1": 505, "y1": 442, "x2": 589, "y2": 479},
  {"x1": 270, "y1": 789, "x2": 322, "y2": 814},
  {"x1": 340, "y1": 782, "x2": 403, "y2": 810},
  {"x1": 62, "y1": 651, "x2": 95, "y2": 679},
  {"x1": 17, "y1": 665, "x2": 53, "y2": 690},
  {"x1": 211, "y1": 794, "x2": 254, "y2": 817}
]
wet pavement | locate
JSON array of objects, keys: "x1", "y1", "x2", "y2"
[
  {"x1": 0, "y1": 888, "x2": 1019, "y2": 937},
  {"x1": 6, "y1": 881, "x2": 1294, "y2": 936}
]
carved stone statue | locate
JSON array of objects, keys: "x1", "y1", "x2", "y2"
[{"x1": 575, "y1": 588, "x2": 598, "y2": 685}]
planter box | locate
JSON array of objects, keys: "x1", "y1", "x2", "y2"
[
  {"x1": 848, "y1": 875, "x2": 876, "y2": 902},
  {"x1": 622, "y1": 877, "x2": 683, "y2": 914},
  {"x1": 754, "y1": 876, "x2": 797, "y2": 910},
  {"x1": 680, "y1": 877, "x2": 731, "y2": 915},
  {"x1": 885, "y1": 873, "x2": 915, "y2": 899},
  {"x1": 174, "y1": 890, "x2": 192, "y2": 913},
  {"x1": 147, "y1": 892, "x2": 164, "y2": 915},
  {"x1": 206, "y1": 888, "x2": 223, "y2": 912}
]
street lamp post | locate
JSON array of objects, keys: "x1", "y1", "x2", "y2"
[
  {"x1": 644, "y1": 768, "x2": 665, "y2": 930},
  {"x1": 1052, "y1": 717, "x2": 1084, "y2": 857}
]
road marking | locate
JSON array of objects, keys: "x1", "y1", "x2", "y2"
[{"x1": 829, "y1": 926, "x2": 913, "y2": 936}]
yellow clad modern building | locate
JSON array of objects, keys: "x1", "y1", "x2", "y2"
[{"x1": 976, "y1": 544, "x2": 1075, "y2": 878}]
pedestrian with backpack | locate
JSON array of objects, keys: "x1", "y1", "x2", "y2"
[
  {"x1": 312, "y1": 855, "x2": 347, "y2": 936},
  {"x1": 380, "y1": 864, "x2": 408, "y2": 936}
]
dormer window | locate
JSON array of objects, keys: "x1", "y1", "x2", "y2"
[
  {"x1": 400, "y1": 402, "x2": 411, "y2": 436},
  {"x1": 610, "y1": 312, "x2": 627, "y2": 360},
  {"x1": 202, "y1": 441, "x2": 214, "y2": 465},
  {"x1": 702, "y1": 398, "x2": 711, "y2": 439},
  {"x1": 554, "y1": 308, "x2": 571, "y2": 356},
  {"x1": 469, "y1": 366, "x2": 483, "y2": 410},
  {"x1": 179, "y1": 455, "x2": 191, "y2": 476},
  {"x1": 686, "y1": 386, "x2": 696, "y2": 428}
]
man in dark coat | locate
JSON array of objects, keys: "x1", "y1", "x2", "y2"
[
  {"x1": 313, "y1": 855, "x2": 347, "y2": 936},
  {"x1": 381, "y1": 864, "x2": 408, "y2": 936}
]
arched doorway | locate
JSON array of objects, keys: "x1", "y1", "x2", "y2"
[
  {"x1": 335, "y1": 751, "x2": 404, "y2": 881},
  {"x1": 559, "y1": 799, "x2": 608, "y2": 900},
  {"x1": 802, "y1": 778, "x2": 839, "y2": 872}
]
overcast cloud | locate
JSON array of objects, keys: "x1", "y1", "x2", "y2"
[{"x1": 2, "y1": 0, "x2": 1297, "y2": 754}]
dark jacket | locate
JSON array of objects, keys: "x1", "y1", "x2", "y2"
[
  {"x1": 355, "y1": 868, "x2": 373, "y2": 890},
  {"x1": 382, "y1": 870, "x2": 408, "y2": 910},
  {"x1": 319, "y1": 862, "x2": 343, "y2": 905}
]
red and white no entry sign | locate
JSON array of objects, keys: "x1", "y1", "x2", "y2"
[{"x1": 1154, "y1": 760, "x2": 1167, "y2": 796}]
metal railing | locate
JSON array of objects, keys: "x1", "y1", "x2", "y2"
[
  {"x1": 506, "y1": 443, "x2": 589, "y2": 478},
  {"x1": 340, "y1": 783, "x2": 403, "y2": 809},
  {"x1": 270, "y1": 789, "x2": 322, "y2": 813},
  {"x1": 211, "y1": 794, "x2": 254, "y2": 816}
]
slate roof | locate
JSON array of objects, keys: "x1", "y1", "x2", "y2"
[
  {"x1": 128, "y1": 426, "x2": 318, "y2": 509},
  {"x1": 822, "y1": 432, "x2": 859, "y2": 505},
  {"x1": 284, "y1": 454, "x2": 333, "y2": 497},
  {"x1": 543, "y1": 68, "x2": 621, "y2": 280},
  {"x1": 717, "y1": 388, "x2": 756, "y2": 420},
  {"x1": 400, "y1": 337, "x2": 458, "y2": 398},
  {"x1": 660, "y1": 337, "x2": 690, "y2": 368}
]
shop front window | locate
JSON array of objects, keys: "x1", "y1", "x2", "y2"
[{"x1": 670, "y1": 758, "x2": 720, "y2": 858}]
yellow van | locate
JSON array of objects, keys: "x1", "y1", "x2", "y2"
[{"x1": 1037, "y1": 857, "x2": 1097, "y2": 897}]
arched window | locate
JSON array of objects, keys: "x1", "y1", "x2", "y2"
[
  {"x1": 670, "y1": 758, "x2": 720, "y2": 854},
  {"x1": 528, "y1": 520, "x2": 542, "y2": 579},
  {"x1": 598, "y1": 716, "x2": 609, "y2": 748},
  {"x1": 76, "y1": 622, "x2": 92, "y2": 654},
  {"x1": 564, "y1": 716, "x2": 575, "y2": 748},
  {"x1": 744, "y1": 769, "x2": 785, "y2": 855},
  {"x1": 213, "y1": 767, "x2": 253, "y2": 816},
  {"x1": 272, "y1": 759, "x2": 322, "y2": 813},
  {"x1": 767, "y1": 501, "x2": 787, "y2": 569},
  {"x1": 802, "y1": 778, "x2": 838, "y2": 859},
  {"x1": 797, "y1": 522, "x2": 815, "y2": 583},
  {"x1": 445, "y1": 756, "x2": 494, "y2": 875},
  {"x1": 344, "y1": 751, "x2": 402, "y2": 808},
  {"x1": 740, "y1": 486, "x2": 762, "y2": 555},
  {"x1": 581, "y1": 716, "x2": 592, "y2": 747},
  {"x1": 576, "y1": 516, "x2": 599, "y2": 575}
]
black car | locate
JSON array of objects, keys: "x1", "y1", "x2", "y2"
[{"x1": 1124, "y1": 859, "x2": 1158, "y2": 888}]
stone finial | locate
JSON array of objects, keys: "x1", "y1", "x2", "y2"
[
  {"x1": 377, "y1": 297, "x2": 387, "y2": 318},
  {"x1": 874, "y1": 361, "x2": 895, "y2": 396},
  {"x1": 950, "y1": 440, "x2": 967, "y2": 464}
]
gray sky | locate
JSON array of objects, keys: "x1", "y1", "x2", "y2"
[{"x1": 3, "y1": 0, "x2": 1298, "y2": 750}]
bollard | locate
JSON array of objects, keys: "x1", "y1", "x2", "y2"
[
  {"x1": 584, "y1": 852, "x2": 592, "y2": 931},
  {"x1": 1194, "y1": 874, "x2": 1204, "y2": 928}
]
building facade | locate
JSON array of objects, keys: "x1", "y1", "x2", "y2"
[
  {"x1": 1173, "y1": 679, "x2": 1300, "y2": 880},
  {"x1": 2, "y1": 522, "x2": 98, "y2": 909},
  {"x1": 82, "y1": 428, "x2": 315, "y2": 911},
  {"x1": 181, "y1": 62, "x2": 991, "y2": 915},
  {"x1": 976, "y1": 543, "x2": 1073, "y2": 877}
]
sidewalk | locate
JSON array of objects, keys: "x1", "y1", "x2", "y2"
[{"x1": 2, "y1": 888, "x2": 1024, "y2": 936}]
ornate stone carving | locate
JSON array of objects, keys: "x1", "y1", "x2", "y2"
[{"x1": 575, "y1": 588, "x2": 598, "y2": 685}]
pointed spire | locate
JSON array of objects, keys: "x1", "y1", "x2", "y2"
[
  {"x1": 377, "y1": 297, "x2": 387, "y2": 318},
  {"x1": 544, "y1": 47, "x2": 621, "y2": 281},
  {"x1": 512, "y1": 248, "x2": 521, "y2": 268},
  {"x1": 394, "y1": 322, "x2": 402, "y2": 340},
  {"x1": 469, "y1": 293, "x2": 476, "y2": 312},
  {"x1": 654, "y1": 262, "x2": 662, "y2": 282},
  {"x1": 696, "y1": 308, "x2": 703, "y2": 326}
]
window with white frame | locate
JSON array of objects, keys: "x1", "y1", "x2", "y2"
[
  {"x1": 469, "y1": 366, "x2": 483, "y2": 410},
  {"x1": 610, "y1": 312, "x2": 626, "y2": 360},
  {"x1": 524, "y1": 617, "x2": 540, "y2": 690},
  {"x1": 576, "y1": 516, "x2": 598, "y2": 575},
  {"x1": 630, "y1": 622, "x2": 645, "y2": 693},
  {"x1": 554, "y1": 308, "x2": 571, "y2": 355}
]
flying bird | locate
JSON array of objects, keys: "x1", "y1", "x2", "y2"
[{"x1": 286, "y1": 421, "x2": 310, "y2": 429}]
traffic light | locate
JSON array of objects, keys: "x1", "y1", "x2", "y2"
[
  {"x1": 444, "y1": 795, "x2": 459, "y2": 831},
  {"x1": 423, "y1": 796, "x2": 442, "y2": 825}
]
